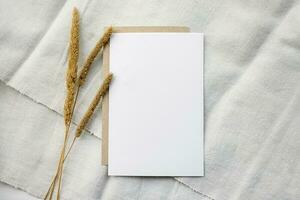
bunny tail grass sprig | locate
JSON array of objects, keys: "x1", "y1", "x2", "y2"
[
  {"x1": 64, "y1": 7, "x2": 80, "y2": 126},
  {"x1": 56, "y1": 7, "x2": 80, "y2": 200},
  {"x1": 76, "y1": 73, "x2": 113, "y2": 137},
  {"x1": 44, "y1": 7, "x2": 80, "y2": 200},
  {"x1": 44, "y1": 8, "x2": 113, "y2": 200},
  {"x1": 78, "y1": 26, "x2": 113, "y2": 86}
]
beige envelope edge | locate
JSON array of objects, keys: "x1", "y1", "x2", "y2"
[{"x1": 102, "y1": 26, "x2": 190, "y2": 165}]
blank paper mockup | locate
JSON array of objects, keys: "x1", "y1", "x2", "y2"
[{"x1": 108, "y1": 33, "x2": 204, "y2": 176}]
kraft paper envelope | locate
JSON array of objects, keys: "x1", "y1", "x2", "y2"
[{"x1": 102, "y1": 26, "x2": 190, "y2": 165}]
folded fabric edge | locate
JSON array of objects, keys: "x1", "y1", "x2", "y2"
[
  {"x1": 175, "y1": 178, "x2": 215, "y2": 200},
  {"x1": 0, "y1": 176, "x2": 42, "y2": 200},
  {"x1": 1, "y1": 80, "x2": 96, "y2": 137}
]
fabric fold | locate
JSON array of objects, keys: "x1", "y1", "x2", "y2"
[{"x1": 1, "y1": 0, "x2": 300, "y2": 199}]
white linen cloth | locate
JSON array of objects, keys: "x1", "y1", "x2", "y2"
[
  {"x1": 0, "y1": 182, "x2": 39, "y2": 200},
  {"x1": 0, "y1": 0, "x2": 299, "y2": 199}
]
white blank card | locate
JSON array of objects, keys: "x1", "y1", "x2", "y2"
[{"x1": 108, "y1": 33, "x2": 204, "y2": 176}]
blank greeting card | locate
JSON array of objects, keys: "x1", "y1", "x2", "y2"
[{"x1": 106, "y1": 30, "x2": 204, "y2": 176}]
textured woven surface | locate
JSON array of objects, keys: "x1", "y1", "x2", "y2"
[{"x1": 0, "y1": 0, "x2": 300, "y2": 199}]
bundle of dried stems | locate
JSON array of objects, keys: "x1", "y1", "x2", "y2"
[{"x1": 44, "y1": 7, "x2": 113, "y2": 200}]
